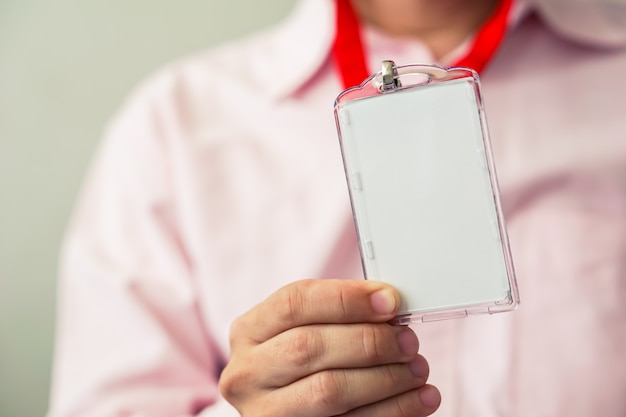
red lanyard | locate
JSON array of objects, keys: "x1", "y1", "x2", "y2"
[{"x1": 332, "y1": 0, "x2": 514, "y2": 89}]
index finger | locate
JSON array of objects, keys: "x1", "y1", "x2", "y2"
[{"x1": 232, "y1": 279, "x2": 400, "y2": 344}]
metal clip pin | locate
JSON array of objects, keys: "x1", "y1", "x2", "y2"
[{"x1": 381, "y1": 60, "x2": 401, "y2": 91}]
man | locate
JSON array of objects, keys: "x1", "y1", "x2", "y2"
[{"x1": 47, "y1": 0, "x2": 626, "y2": 416}]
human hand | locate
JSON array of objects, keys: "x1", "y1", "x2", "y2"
[{"x1": 219, "y1": 279, "x2": 441, "y2": 417}]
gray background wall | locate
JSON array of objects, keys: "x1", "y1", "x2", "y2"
[{"x1": 0, "y1": 1, "x2": 296, "y2": 416}]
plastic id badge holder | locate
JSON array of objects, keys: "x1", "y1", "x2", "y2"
[{"x1": 334, "y1": 62, "x2": 519, "y2": 324}]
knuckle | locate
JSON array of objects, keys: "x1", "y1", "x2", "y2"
[
  {"x1": 275, "y1": 281, "x2": 309, "y2": 325},
  {"x1": 285, "y1": 328, "x2": 323, "y2": 368},
  {"x1": 219, "y1": 360, "x2": 279, "y2": 417},
  {"x1": 218, "y1": 360, "x2": 250, "y2": 401},
  {"x1": 338, "y1": 286, "x2": 350, "y2": 317},
  {"x1": 369, "y1": 364, "x2": 408, "y2": 394},
  {"x1": 309, "y1": 370, "x2": 345, "y2": 412},
  {"x1": 393, "y1": 389, "x2": 432, "y2": 417},
  {"x1": 360, "y1": 325, "x2": 386, "y2": 362},
  {"x1": 228, "y1": 315, "x2": 246, "y2": 345},
  {"x1": 380, "y1": 363, "x2": 401, "y2": 386},
  {"x1": 390, "y1": 394, "x2": 413, "y2": 417}
]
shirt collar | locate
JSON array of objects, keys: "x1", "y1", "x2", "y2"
[
  {"x1": 267, "y1": 0, "x2": 626, "y2": 100},
  {"x1": 263, "y1": 0, "x2": 335, "y2": 100},
  {"x1": 527, "y1": 0, "x2": 626, "y2": 48}
]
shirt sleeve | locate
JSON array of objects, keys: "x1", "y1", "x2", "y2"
[{"x1": 47, "y1": 77, "x2": 230, "y2": 417}]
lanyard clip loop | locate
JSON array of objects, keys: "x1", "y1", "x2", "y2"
[{"x1": 381, "y1": 60, "x2": 401, "y2": 92}]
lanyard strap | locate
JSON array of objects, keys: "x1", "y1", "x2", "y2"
[{"x1": 332, "y1": 0, "x2": 514, "y2": 89}]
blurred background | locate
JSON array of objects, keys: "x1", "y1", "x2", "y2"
[{"x1": 0, "y1": 1, "x2": 296, "y2": 415}]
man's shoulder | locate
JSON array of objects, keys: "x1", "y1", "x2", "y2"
[
  {"x1": 129, "y1": 0, "x2": 335, "y2": 108},
  {"x1": 133, "y1": 27, "x2": 281, "y2": 103}
]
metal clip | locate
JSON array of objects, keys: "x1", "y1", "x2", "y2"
[{"x1": 381, "y1": 60, "x2": 401, "y2": 91}]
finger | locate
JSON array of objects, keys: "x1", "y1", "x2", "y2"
[
  {"x1": 232, "y1": 279, "x2": 401, "y2": 344},
  {"x1": 258, "y1": 359, "x2": 431, "y2": 417},
  {"x1": 255, "y1": 323, "x2": 420, "y2": 387},
  {"x1": 342, "y1": 385, "x2": 442, "y2": 417}
]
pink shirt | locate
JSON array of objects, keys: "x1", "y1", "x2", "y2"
[{"x1": 48, "y1": 1, "x2": 626, "y2": 416}]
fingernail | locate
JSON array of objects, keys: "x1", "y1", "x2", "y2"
[
  {"x1": 370, "y1": 289, "x2": 396, "y2": 315},
  {"x1": 397, "y1": 327, "x2": 418, "y2": 357},
  {"x1": 419, "y1": 386, "x2": 441, "y2": 409},
  {"x1": 409, "y1": 356, "x2": 429, "y2": 378}
]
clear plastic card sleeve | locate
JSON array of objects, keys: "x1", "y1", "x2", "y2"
[{"x1": 334, "y1": 62, "x2": 519, "y2": 324}]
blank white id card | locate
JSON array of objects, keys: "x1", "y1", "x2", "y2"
[{"x1": 334, "y1": 63, "x2": 519, "y2": 323}]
